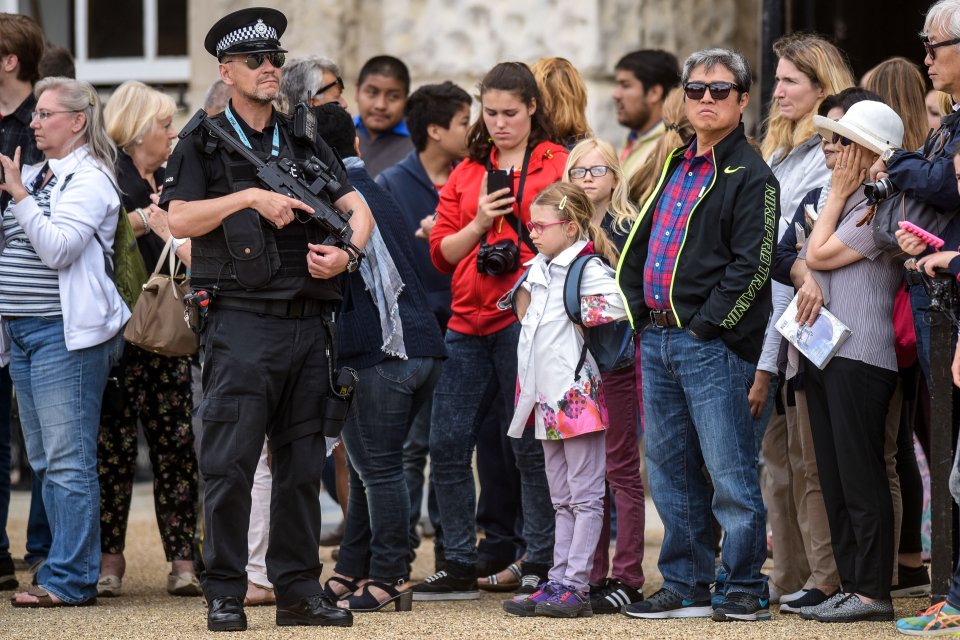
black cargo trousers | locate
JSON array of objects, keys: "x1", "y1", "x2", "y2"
[{"x1": 196, "y1": 301, "x2": 334, "y2": 606}]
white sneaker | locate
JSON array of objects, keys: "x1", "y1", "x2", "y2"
[{"x1": 780, "y1": 589, "x2": 807, "y2": 604}]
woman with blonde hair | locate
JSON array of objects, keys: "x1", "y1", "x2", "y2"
[
  {"x1": 97, "y1": 80, "x2": 201, "y2": 598},
  {"x1": 863, "y1": 57, "x2": 930, "y2": 152},
  {"x1": 561, "y1": 137, "x2": 645, "y2": 613},
  {"x1": 530, "y1": 57, "x2": 592, "y2": 148},
  {"x1": 756, "y1": 32, "x2": 854, "y2": 610},
  {"x1": 1, "y1": 77, "x2": 128, "y2": 607},
  {"x1": 627, "y1": 86, "x2": 693, "y2": 205}
]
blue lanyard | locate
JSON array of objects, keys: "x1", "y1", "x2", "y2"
[{"x1": 224, "y1": 104, "x2": 279, "y2": 158}]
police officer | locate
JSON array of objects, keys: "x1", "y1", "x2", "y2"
[{"x1": 162, "y1": 7, "x2": 373, "y2": 632}]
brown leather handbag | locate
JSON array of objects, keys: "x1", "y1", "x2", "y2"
[{"x1": 123, "y1": 238, "x2": 198, "y2": 357}]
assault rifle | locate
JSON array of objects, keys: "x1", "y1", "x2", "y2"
[{"x1": 179, "y1": 108, "x2": 364, "y2": 259}]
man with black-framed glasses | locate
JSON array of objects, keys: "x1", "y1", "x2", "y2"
[
  {"x1": 161, "y1": 7, "x2": 373, "y2": 632},
  {"x1": 617, "y1": 47, "x2": 778, "y2": 623}
]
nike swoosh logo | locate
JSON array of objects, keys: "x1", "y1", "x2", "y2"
[
  {"x1": 759, "y1": 599, "x2": 769, "y2": 607},
  {"x1": 682, "y1": 599, "x2": 697, "y2": 606},
  {"x1": 723, "y1": 166, "x2": 746, "y2": 174}
]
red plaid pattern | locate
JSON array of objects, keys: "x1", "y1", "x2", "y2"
[{"x1": 643, "y1": 144, "x2": 715, "y2": 310}]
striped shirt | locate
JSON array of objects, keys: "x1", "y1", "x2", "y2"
[
  {"x1": 0, "y1": 175, "x2": 62, "y2": 316},
  {"x1": 803, "y1": 196, "x2": 901, "y2": 372}
]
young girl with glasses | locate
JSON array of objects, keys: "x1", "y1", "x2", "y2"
[
  {"x1": 562, "y1": 138, "x2": 646, "y2": 613},
  {"x1": 501, "y1": 182, "x2": 625, "y2": 618}
]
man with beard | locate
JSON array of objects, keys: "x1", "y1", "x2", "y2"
[
  {"x1": 613, "y1": 49, "x2": 681, "y2": 177},
  {"x1": 160, "y1": 7, "x2": 373, "y2": 632}
]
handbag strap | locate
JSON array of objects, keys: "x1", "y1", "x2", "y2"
[{"x1": 152, "y1": 237, "x2": 185, "y2": 298}]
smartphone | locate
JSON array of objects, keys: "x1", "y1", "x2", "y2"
[{"x1": 487, "y1": 169, "x2": 513, "y2": 197}]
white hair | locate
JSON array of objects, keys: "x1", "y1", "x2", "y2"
[{"x1": 924, "y1": 0, "x2": 960, "y2": 38}]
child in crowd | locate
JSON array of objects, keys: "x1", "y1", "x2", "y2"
[{"x1": 501, "y1": 182, "x2": 625, "y2": 618}]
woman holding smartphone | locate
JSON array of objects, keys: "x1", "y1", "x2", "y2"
[{"x1": 409, "y1": 62, "x2": 568, "y2": 600}]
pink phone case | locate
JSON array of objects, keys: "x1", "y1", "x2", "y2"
[{"x1": 898, "y1": 220, "x2": 945, "y2": 250}]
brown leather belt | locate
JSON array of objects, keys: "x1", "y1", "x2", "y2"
[{"x1": 649, "y1": 309, "x2": 678, "y2": 328}]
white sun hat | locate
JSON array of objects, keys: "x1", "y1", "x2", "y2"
[{"x1": 812, "y1": 100, "x2": 904, "y2": 155}]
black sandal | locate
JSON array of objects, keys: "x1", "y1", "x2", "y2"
[
  {"x1": 322, "y1": 576, "x2": 360, "y2": 602},
  {"x1": 342, "y1": 581, "x2": 413, "y2": 612}
]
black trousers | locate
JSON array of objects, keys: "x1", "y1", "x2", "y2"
[
  {"x1": 806, "y1": 356, "x2": 897, "y2": 600},
  {"x1": 198, "y1": 307, "x2": 330, "y2": 605}
]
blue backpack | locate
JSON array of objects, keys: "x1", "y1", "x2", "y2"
[{"x1": 505, "y1": 254, "x2": 635, "y2": 379}]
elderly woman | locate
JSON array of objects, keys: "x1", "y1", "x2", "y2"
[
  {"x1": 95, "y1": 81, "x2": 200, "y2": 598},
  {"x1": 0, "y1": 77, "x2": 128, "y2": 607},
  {"x1": 792, "y1": 100, "x2": 904, "y2": 623}
]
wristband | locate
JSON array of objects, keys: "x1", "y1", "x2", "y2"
[
  {"x1": 135, "y1": 207, "x2": 150, "y2": 233},
  {"x1": 171, "y1": 236, "x2": 187, "y2": 250}
]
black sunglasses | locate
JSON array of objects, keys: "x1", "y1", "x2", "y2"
[
  {"x1": 224, "y1": 52, "x2": 286, "y2": 70},
  {"x1": 683, "y1": 81, "x2": 741, "y2": 101},
  {"x1": 821, "y1": 132, "x2": 853, "y2": 146},
  {"x1": 923, "y1": 36, "x2": 960, "y2": 60},
  {"x1": 314, "y1": 76, "x2": 345, "y2": 99}
]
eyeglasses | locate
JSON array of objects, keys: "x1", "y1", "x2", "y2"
[
  {"x1": 526, "y1": 220, "x2": 569, "y2": 234},
  {"x1": 923, "y1": 36, "x2": 960, "y2": 60},
  {"x1": 568, "y1": 165, "x2": 611, "y2": 180},
  {"x1": 314, "y1": 76, "x2": 345, "y2": 100},
  {"x1": 683, "y1": 81, "x2": 741, "y2": 101},
  {"x1": 820, "y1": 132, "x2": 853, "y2": 146},
  {"x1": 223, "y1": 52, "x2": 286, "y2": 70},
  {"x1": 31, "y1": 109, "x2": 80, "y2": 121}
]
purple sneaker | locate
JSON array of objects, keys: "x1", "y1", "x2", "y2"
[
  {"x1": 536, "y1": 584, "x2": 593, "y2": 618},
  {"x1": 503, "y1": 582, "x2": 556, "y2": 617}
]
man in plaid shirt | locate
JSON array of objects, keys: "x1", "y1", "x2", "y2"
[{"x1": 616, "y1": 47, "x2": 778, "y2": 623}]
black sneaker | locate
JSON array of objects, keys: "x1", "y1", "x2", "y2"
[
  {"x1": 0, "y1": 556, "x2": 17, "y2": 591},
  {"x1": 410, "y1": 568, "x2": 480, "y2": 601},
  {"x1": 517, "y1": 562, "x2": 550, "y2": 595},
  {"x1": 622, "y1": 587, "x2": 712, "y2": 619},
  {"x1": 779, "y1": 588, "x2": 833, "y2": 614},
  {"x1": 712, "y1": 591, "x2": 771, "y2": 621},
  {"x1": 890, "y1": 564, "x2": 930, "y2": 598},
  {"x1": 591, "y1": 578, "x2": 644, "y2": 614}
]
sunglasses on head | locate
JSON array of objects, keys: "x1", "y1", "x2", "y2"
[
  {"x1": 224, "y1": 52, "x2": 286, "y2": 70},
  {"x1": 683, "y1": 81, "x2": 740, "y2": 101},
  {"x1": 568, "y1": 165, "x2": 610, "y2": 180},
  {"x1": 923, "y1": 36, "x2": 960, "y2": 60},
  {"x1": 314, "y1": 76, "x2": 345, "y2": 99}
]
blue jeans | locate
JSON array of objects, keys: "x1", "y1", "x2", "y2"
[
  {"x1": 0, "y1": 365, "x2": 10, "y2": 560},
  {"x1": 336, "y1": 356, "x2": 442, "y2": 582},
  {"x1": 640, "y1": 327, "x2": 768, "y2": 600},
  {"x1": 429, "y1": 325, "x2": 554, "y2": 568},
  {"x1": 402, "y1": 392, "x2": 442, "y2": 554},
  {"x1": 6, "y1": 317, "x2": 121, "y2": 603}
]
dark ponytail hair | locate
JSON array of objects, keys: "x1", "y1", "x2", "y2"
[{"x1": 466, "y1": 61, "x2": 556, "y2": 163}]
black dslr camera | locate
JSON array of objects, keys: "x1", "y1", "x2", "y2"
[
  {"x1": 863, "y1": 178, "x2": 897, "y2": 205},
  {"x1": 477, "y1": 239, "x2": 520, "y2": 276}
]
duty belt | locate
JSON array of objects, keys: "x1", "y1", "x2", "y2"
[
  {"x1": 649, "y1": 309, "x2": 679, "y2": 328},
  {"x1": 214, "y1": 296, "x2": 337, "y2": 319}
]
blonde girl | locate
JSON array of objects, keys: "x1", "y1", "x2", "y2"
[{"x1": 503, "y1": 182, "x2": 624, "y2": 618}]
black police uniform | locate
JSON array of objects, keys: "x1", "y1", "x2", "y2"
[{"x1": 159, "y1": 103, "x2": 353, "y2": 607}]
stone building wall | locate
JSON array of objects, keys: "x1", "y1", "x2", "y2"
[{"x1": 188, "y1": 0, "x2": 763, "y2": 146}]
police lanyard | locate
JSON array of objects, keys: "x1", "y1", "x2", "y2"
[{"x1": 224, "y1": 104, "x2": 280, "y2": 158}]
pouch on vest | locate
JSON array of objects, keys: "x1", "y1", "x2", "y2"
[{"x1": 222, "y1": 208, "x2": 278, "y2": 289}]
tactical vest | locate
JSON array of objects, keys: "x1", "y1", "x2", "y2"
[{"x1": 190, "y1": 112, "x2": 338, "y2": 299}]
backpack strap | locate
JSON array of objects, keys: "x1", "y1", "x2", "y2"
[
  {"x1": 501, "y1": 265, "x2": 532, "y2": 320},
  {"x1": 564, "y1": 254, "x2": 609, "y2": 380}
]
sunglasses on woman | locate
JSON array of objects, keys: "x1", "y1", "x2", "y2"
[
  {"x1": 223, "y1": 52, "x2": 286, "y2": 70},
  {"x1": 821, "y1": 132, "x2": 853, "y2": 146},
  {"x1": 923, "y1": 36, "x2": 960, "y2": 60},
  {"x1": 683, "y1": 81, "x2": 740, "y2": 101},
  {"x1": 567, "y1": 165, "x2": 610, "y2": 180}
]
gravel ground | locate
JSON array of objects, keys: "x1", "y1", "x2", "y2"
[{"x1": 0, "y1": 486, "x2": 928, "y2": 639}]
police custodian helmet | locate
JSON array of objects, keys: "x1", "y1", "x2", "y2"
[{"x1": 203, "y1": 7, "x2": 288, "y2": 59}]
